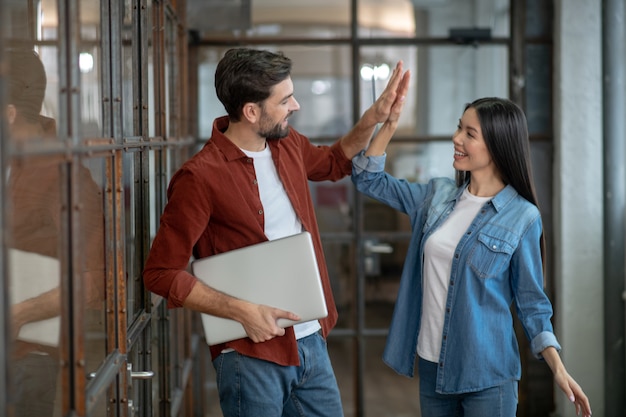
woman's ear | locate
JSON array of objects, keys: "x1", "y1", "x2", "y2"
[{"x1": 6, "y1": 104, "x2": 17, "y2": 124}]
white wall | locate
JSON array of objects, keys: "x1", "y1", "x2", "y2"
[{"x1": 553, "y1": 1, "x2": 604, "y2": 416}]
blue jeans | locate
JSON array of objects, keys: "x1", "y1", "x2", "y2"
[
  {"x1": 212, "y1": 332, "x2": 344, "y2": 417},
  {"x1": 418, "y1": 357, "x2": 518, "y2": 417}
]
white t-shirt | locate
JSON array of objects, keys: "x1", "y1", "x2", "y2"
[
  {"x1": 242, "y1": 146, "x2": 321, "y2": 339},
  {"x1": 417, "y1": 186, "x2": 491, "y2": 362}
]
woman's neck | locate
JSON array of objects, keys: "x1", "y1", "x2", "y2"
[{"x1": 467, "y1": 177, "x2": 505, "y2": 197}]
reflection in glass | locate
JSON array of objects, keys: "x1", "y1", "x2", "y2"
[
  {"x1": 6, "y1": 40, "x2": 64, "y2": 417},
  {"x1": 8, "y1": 155, "x2": 64, "y2": 417},
  {"x1": 6, "y1": 49, "x2": 105, "y2": 417}
]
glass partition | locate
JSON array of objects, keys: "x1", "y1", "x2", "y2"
[
  {"x1": 188, "y1": 0, "x2": 351, "y2": 40},
  {"x1": 79, "y1": 0, "x2": 103, "y2": 138}
]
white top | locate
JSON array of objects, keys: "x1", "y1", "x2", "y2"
[
  {"x1": 417, "y1": 186, "x2": 491, "y2": 362},
  {"x1": 242, "y1": 146, "x2": 321, "y2": 339}
]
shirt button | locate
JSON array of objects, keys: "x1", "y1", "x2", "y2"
[
  {"x1": 247, "y1": 158, "x2": 253, "y2": 163},
  {"x1": 450, "y1": 281, "x2": 454, "y2": 286},
  {"x1": 492, "y1": 245, "x2": 497, "y2": 249},
  {"x1": 253, "y1": 179, "x2": 258, "y2": 185},
  {"x1": 258, "y1": 209, "x2": 263, "y2": 215}
]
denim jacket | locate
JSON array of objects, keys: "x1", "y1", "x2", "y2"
[{"x1": 352, "y1": 151, "x2": 560, "y2": 394}]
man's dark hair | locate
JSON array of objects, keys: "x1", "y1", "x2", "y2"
[{"x1": 214, "y1": 48, "x2": 292, "y2": 122}]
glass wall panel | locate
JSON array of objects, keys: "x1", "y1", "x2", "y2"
[
  {"x1": 188, "y1": 0, "x2": 351, "y2": 40},
  {"x1": 359, "y1": 0, "x2": 511, "y2": 39},
  {"x1": 125, "y1": 151, "x2": 144, "y2": 322},
  {"x1": 79, "y1": 155, "x2": 108, "y2": 379},
  {"x1": 164, "y1": 13, "x2": 173, "y2": 138},
  {"x1": 8, "y1": 155, "x2": 64, "y2": 417},
  {"x1": 122, "y1": 0, "x2": 136, "y2": 138},
  {"x1": 4, "y1": 0, "x2": 60, "y2": 141},
  {"x1": 148, "y1": 1, "x2": 156, "y2": 138},
  {"x1": 5, "y1": 2, "x2": 63, "y2": 415},
  {"x1": 359, "y1": 45, "x2": 508, "y2": 137},
  {"x1": 357, "y1": 0, "x2": 417, "y2": 38},
  {"x1": 151, "y1": 302, "x2": 164, "y2": 415},
  {"x1": 79, "y1": 0, "x2": 103, "y2": 137},
  {"x1": 148, "y1": 149, "x2": 160, "y2": 238},
  {"x1": 359, "y1": 46, "x2": 417, "y2": 136}
]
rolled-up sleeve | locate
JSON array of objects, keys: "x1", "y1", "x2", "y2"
[
  {"x1": 352, "y1": 150, "x2": 387, "y2": 175},
  {"x1": 530, "y1": 330, "x2": 562, "y2": 359}
]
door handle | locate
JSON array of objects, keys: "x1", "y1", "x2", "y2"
[
  {"x1": 364, "y1": 240, "x2": 393, "y2": 254},
  {"x1": 88, "y1": 367, "x2": 153, "y2": 380},
  {"x1": 127, "y1": 363, "x2": 154, "y2": 380},
  {"x1": 363, "y1": 239, "x2": 393, "y2": 276}
]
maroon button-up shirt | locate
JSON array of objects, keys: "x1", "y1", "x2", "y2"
[{"x1": 143, "y1": 116, "x2": 351, "y2": 366}]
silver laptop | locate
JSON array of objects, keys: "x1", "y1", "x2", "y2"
[{"x1": 191, "y1": 231, "x2": 328, "y2": 345}]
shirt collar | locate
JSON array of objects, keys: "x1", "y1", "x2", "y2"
[
  {"x1": 210, "y1": 116, "x2": 247, "y2": 162},
  {"x1": 447, "y1": 181, "x2": 520, "y2": 213},
  {"x1": 490, "y1": 184, "x2": 519, "y2": 212},
  {"x1": 210, "y1": 116, "x2": 283, "y2": 162}
]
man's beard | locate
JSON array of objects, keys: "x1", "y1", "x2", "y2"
[{"x1": 258, "y1": 112, "x2": 291, "y2": 140}]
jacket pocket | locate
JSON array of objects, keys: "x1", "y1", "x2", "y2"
[{"x1": 468, "y1": 232, "x2": 515, "y2": 278}]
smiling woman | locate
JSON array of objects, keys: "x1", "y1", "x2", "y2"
[{"x1": 352, "y1": 97, "x2": 592, "y2": 417}]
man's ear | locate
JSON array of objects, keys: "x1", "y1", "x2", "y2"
[
  {"x1": 6, "y1": 104, "x2": 17, "y2": 124},
  {"x1": 241, "y1": 102, "x2": 260, "y2": 124}
]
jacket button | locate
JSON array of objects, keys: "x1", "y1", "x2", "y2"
[{"x1": 258, "y1": 209, "x2": 263, "y2": 215}]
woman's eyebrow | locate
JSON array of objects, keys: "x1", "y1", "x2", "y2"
[{"x1": 458, "y1": 119, "x2": 479, "y2": 134}]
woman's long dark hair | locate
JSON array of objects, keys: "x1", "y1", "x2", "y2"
[{"x1": 455, "y1": 97, "x2": 546, "y2": 268}]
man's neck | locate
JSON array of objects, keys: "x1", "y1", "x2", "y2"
[{"x1": 223, "y1": 122, "x2": 267, "y2": 152}]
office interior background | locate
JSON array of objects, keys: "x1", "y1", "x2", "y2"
[{"x1": 0, "y1": 0, "x2": 623, "y2": 416}]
